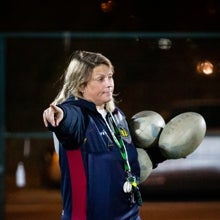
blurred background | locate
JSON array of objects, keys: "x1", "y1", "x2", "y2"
[{"x1": 1, "y1": 0, "x2": 220, "y2": 219}]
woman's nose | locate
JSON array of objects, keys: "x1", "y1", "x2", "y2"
[{"x1": 107, "y1": 79, "x2": 113, "y2": 87}]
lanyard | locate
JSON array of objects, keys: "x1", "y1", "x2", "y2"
[
  {"x1": 106, "y1": 111, "x2": 143, "y2": 206},
  {"x1": 108, "y1": 112, "x2": 131, "y2": 174}
]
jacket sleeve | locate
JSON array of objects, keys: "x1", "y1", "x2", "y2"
[{"x1": 48, "y1": 103, "x2": 87, "y2": 150}]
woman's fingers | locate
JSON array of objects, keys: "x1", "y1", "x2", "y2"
[
  {"x1": 43, "y1": 110, "x2": 49, "y2": 127},
  {"x1": 43, "y1": 106, "x2": 57, "y2": 127},
  {"x1": 43, "y1": 104, "x2": 63, "y2": 127}
]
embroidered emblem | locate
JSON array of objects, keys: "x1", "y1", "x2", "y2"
[{"x1": 119, "y1": 127, "x2": 129, "y2": 137}]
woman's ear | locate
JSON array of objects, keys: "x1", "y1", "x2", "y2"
[{"x1": 79, "y1": 84, "x2": 85, "y2": 95}]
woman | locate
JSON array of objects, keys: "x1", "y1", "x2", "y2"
[{"x1": 43, "y1": 50, "x2": 145, "y2": 220}]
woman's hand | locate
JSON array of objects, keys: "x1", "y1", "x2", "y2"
[{"x1": 43, "y1": 104, "x2": 64, "y2": 127}]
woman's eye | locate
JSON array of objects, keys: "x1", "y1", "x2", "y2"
[
  {"x1": 94, "y1": 74, "x2": 113, "y2": 81},
  {"x1": 94, "y1": 77, "x2": 104, "y2": 81}
]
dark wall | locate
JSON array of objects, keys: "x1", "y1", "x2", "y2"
[{"x1": 1, "y1": 0, "x2": 220, "y2": 32}]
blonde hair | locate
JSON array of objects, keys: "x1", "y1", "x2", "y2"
[{"x1": 53, "y1": 50, "x2": 116, "y2": 112}]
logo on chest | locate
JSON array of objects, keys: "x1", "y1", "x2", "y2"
[{"x1": 119, "y1": 127, "x2": 129, "y2": 137}]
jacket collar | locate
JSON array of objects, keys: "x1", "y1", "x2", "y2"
[
  {"x1": 63, "y1": 96, "x2": 118, "y2": 115},
  {"x1": 63, "y1": 96, "x2": 98, "y2": 113}
]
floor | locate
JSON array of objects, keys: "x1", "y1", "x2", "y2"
[{"x1": 5, "y1": 189, "x2": 220, "y2": 220}]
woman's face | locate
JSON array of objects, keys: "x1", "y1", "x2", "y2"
[{"x1": 82, "y1": 64, "x2": 114, "y2": 108}]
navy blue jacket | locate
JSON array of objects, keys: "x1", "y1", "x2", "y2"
[{"x1": 50, "y1": 97, "x2": 141, "y2": 220}]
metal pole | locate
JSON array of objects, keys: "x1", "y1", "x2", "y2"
[{"x1": 0, "y1": 36, "x2": 5, "y2": 219}]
